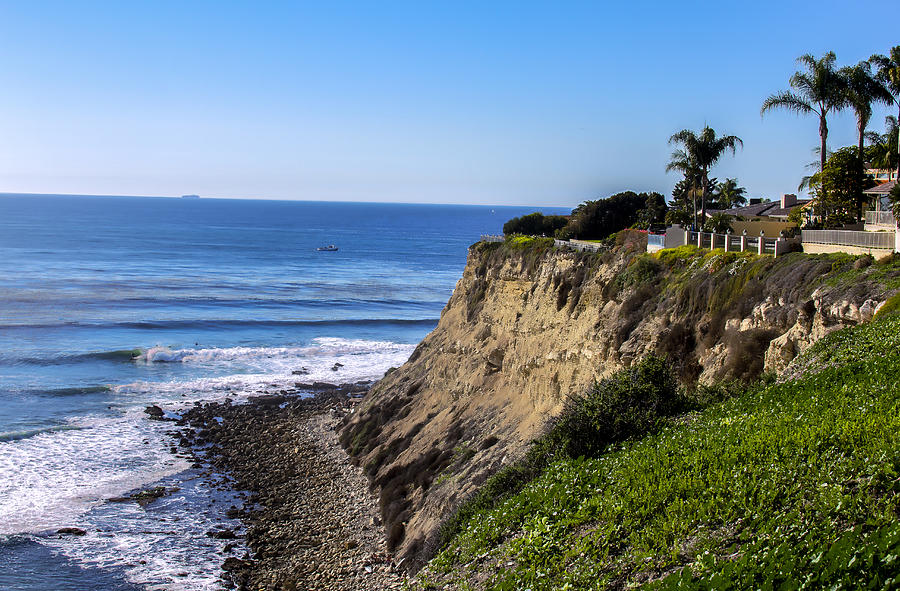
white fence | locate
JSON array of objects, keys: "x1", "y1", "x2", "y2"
[
  {"x1": 555, "y1": 239, "x2": 605, "y2": 253},
  {"x1": 647, "y1": 234, "x2": 666, "y2": 251},
  {"x1": 480, "y1": 234, "x2": 504, "y2": 242},
  {"x1": 802, "y1": 229, "x2": 895, "y2": 249},
  {"x1": 658, "y1": 228, "x2": 799, "y2": 257},
  {"x1": 865, "y1": 210, "x2": 896, "y2": 227}
]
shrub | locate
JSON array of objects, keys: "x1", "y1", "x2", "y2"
[
  {"x1": 564, "y1": 191, "x2": 665, "y2": 240},
  {"x1": 503, "y1": 212, "x2": 568, "y2": 236}
]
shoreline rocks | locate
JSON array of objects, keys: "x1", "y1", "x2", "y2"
[{"x1": 176, "y1": 385, "x2": 405, "y2": 590}]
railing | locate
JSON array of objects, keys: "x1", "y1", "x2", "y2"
[
  {"x1": 683, "y1": 230, "x2": 794, "y2": 256},
  {"x1": 557, "y1": 239, "x2": 605, "y2": 253},
  {"x1": 480, "y1": 234, "x2": 504, "y2": 242},
  {"x1": 802, "y1": 229, "x2": 895, "y2": 249},
  {"x1": 865, "y1": 210, "x2": 896, "y2": 227},
  {"x1": 647, "y1": 234, "x2": 665, "y2": 249}
]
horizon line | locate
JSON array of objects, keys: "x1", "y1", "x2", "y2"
[{"x1": 0, "y1": 191, "x2": 577, "y2": 210}]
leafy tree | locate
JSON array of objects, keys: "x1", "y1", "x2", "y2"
[
  {"x1": 666, "y1": 126, "x2": 742, "y2": 229},
  {"x1": 870, "y1": 46, "x2": 900, "y2": 179},
  {"x1": 841, "y1": 60, "x2": 892, "y2": 217},
  {"x1": 713, "y1": 178, "x2": 748, "y2": 209},
  {"x1": 808, "y1": 147, "x2": 870, "y2": 227},
  {"x1": 668, "y1": 175, "x2": 702, "y2": 227},
  {"x1": 633, "y1": 192, "x2": 667, "y2": 229},
  {"x1": 502, "y1": 212, "x2": 568, "y2": 236},
  {"x1": 761, "y1": 52, "x2": 848, "y2": 189},
  {"x1": 665, "y1": 208, "x2": 693, "y2": 227},
  {"x1": 564, "y1": 191, "x2": 662, "y2": 240}
]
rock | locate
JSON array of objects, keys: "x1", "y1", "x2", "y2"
[
  {"x1": 331, "y1": 363, "x2": 344, "y2": 372},
  {"x1": 131, "y1": 486, "x2": 179, "y2": 507},
  {"x1": 292, "y1": 368, "x2": 310, "y2": 375},
  {"x1": 144, "y1": 405, "x2": 165, "y2": 419},
  {"x1": 56, "y1": 527, "x2": 87, "y2": 536},
  {"x1": 207, "y1": 528, "x2": 238, "y2": 539}
]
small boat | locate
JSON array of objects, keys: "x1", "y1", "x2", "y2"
[{"x1": 316, "y1": 245, "x2": 338, "y2": 252}]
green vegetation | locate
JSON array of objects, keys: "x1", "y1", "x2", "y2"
[
  {"x1": 423, "y1": 314, "x2": 900, "y2": 590},
  {"x1": 874, "y1": 290, "x2": 900, "y2": 319},
  {"x1": 503, "y1": 212, "x2": 568, "y2": 237},
  {"x1": 562, "y1": 191, "x2": 666, "y2": 240},
  {"x1": 502, "y1": 235, "x2": 555, "y2": 249},
  {"x1": 803, "y1": 146, "x2": 874, "y2": 228}
]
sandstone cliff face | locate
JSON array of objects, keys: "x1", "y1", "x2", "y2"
[{"x1": 339, "y1": 235, "x2": 897, "y2": 571}]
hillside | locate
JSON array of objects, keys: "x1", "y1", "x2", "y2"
[
  {"x1": 418, "y1": 310, "x2": 900, "y2": 589},
  {"x1": 339, "y1": 233, "x2": 900, "y2": 571}
]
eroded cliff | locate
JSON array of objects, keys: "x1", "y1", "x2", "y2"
[{"x1": 339, "y1": 233, "x2": 900, "y2": 571}]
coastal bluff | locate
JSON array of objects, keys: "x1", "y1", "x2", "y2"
[{"x1": 339, "y1": 233, "x2": 898, "y2": 571}]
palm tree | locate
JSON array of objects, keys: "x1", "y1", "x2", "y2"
[
  {"x1": 842, "y1": 61, "x2": 891, "y2": 165},
  {"x1": 870, "y1": 46, "x2": 900, "y2": 180},
  {"x1": 841, "y1": 61, "x2": 891, "y2": 219},
  {"x1": 761, "y1": 52, "x2": 847, "y2": 185},
  {"x1": 866, "y1": 115, "x2": 899, "y2": 172},
  {"x1": 715, "y1": 178, "x2": 747, "y2": 209},
  {"x1": 666, "y1": 126, "x2": 743, "y2": 229}
]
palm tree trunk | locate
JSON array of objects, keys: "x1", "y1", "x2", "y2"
[
  {"x1": 896, "y1": 103, "x2": 900, "y2": 181},
  {"x1": 692, "y1": 193, "x2": 697, "y2": 231},
  {"x1": 819, "y1": 114, "x2": 828, "y2": 201},
  {"x1": 700, "y1": 174, "x2": 709, "y2": 224},
  {"x1": 858, "y1": 122, "x2": 866, "y2": 222}
]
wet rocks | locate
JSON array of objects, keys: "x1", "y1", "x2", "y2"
[
  {"x1": 144, "y1": 405, "x2": 165, "y2": 419},
  {"x1": 177, "y1": 385, "x2": 405, "y2": 590},
  {"x1": 109, "y1": 486, "x2": 180, "y2": 507},
  {"x1": 56, "y1": 527, "x2": 87, "y2": 536}
]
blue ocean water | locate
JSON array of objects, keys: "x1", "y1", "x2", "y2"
[{"x1": 0, "y1": 194, "x2": 567, "y2": 590}]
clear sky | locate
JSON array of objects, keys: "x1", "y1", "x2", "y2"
[{"x1": 0, "y1": 1, "x2": 895, "y2": 207}]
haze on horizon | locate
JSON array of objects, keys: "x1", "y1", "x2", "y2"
[{"x1": 0, "y1": 1, "x2": 894, "y2": 208}]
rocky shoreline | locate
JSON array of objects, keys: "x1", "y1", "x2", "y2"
[{"x1": 175, "y1": 384, "x2": 407, "y2": 590}]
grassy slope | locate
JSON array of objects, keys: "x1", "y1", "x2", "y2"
[{"x1": 421, "y1": 314, "x2": 900, "y2": 590}]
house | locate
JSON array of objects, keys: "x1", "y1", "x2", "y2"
[
  {"x1": 863, "y1": 180, "x2": 896, "y2": 231},
  {"x1": 865, "y1": 168, "x2": 898, "y2": 184},
  {"x1": 706, "y1": 194, "x2": 810, "y2": 236}
]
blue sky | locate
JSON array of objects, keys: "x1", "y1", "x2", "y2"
[{"x1": 0, "y1": 1, "x2": 895, "y2": 207}]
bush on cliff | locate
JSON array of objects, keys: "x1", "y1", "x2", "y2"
[
  {"x1": 423, "y1": 314, "x2": 900, "y2": 590},
  {"x1": 437, "y1": 355, "x2": 686, "y2": 550},
  {"x1": 562, "y1": 191, "x2": 666, "y2": 240},
  {"x1": 502, "y1": 212, "x2": 568, "y2": 236}
]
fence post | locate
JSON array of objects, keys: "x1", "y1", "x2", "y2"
[
  {"x1": 697, "y1": 231, "x2": 703, "y2": 248},
  {"x1": 724, "y1": 230, "x2": 731, "y2": 252},
  {"x1": 758, "y1": 231, "x2": 765, "y2": 255},
  {"x1": 740, "y1": 230, "x2": 747, "y2": 252}
]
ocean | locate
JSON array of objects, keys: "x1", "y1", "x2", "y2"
[{"x1": 0, "y1": 194, "x2": 568, "y2": 590}]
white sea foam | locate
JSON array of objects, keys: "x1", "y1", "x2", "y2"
[
  {"x1": 1, "y1": 335, "x2": 413, "y2": 589},
  {"x1": 118, "y1": 337, "x2": 415, "y2": 404},
  {"x1": 41, "y1": 473, "x2": 242, "y2": 591},
  {"x1": 0, "y1": 411, "x2": 188, "y2": 535}
]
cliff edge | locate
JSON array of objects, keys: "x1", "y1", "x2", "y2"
[{"x1": 339, "y1": 233, "x2": 899, "y2": 570}]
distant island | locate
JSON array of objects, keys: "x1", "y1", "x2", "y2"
[{"x1": 181, "y1": 194, "x2": 200, "y2": 199}]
